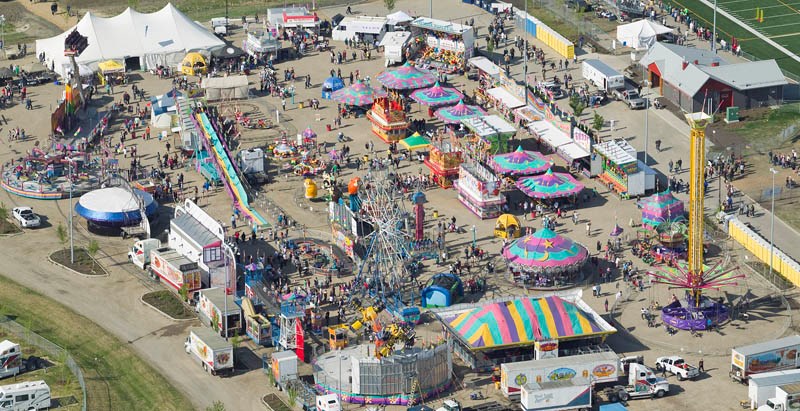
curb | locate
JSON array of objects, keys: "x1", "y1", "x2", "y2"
[
  {"x1": 47, "y1": 255, "x2": 109, "y2": 278},
  {"x1": 139, "y1": 293, "x2": 198, "y2": 322},
  {"x1": 0, "y1": 231, "x2": 23, "y2": 238}
]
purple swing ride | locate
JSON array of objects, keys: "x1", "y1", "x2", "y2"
[{"x1": 648, "y1": 113, "x2": 744, "y2": 331}]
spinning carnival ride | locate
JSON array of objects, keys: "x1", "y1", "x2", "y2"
[
  {"x1": 351, "y1": 175, "x2": 421, "y2": 324},
  {"x1": 650, "y1": 113, "x2": 743, "y2": 330}
]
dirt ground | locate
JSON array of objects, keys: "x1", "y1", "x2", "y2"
[{"x1": 0, "y1": 1, "x2": 62, "y2": 46}]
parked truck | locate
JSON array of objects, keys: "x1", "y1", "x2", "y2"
[
  {"x1": 184, "y1": 327, "x2": 234, "y2": 376},
  {"x1": 520, "y1": 377, "x2": 591, "y2": 411},
  {"x1": 0, "y1": 380, "x2": 50, "y2": 411},
  {"x1": 501, "y1": 351, "x2": 620, "y2": 399},
  {"x1": 582, "y1": 59, "x2": 625, "y2": 91},
  {"x1": 596, "y1": 363, "x2": 669, "y2": 402},
  {"x1": 127, "y1": 239, "x2": 162, "y2": 269},
  {"x1": 316, "y1": 394, "x2": 341, "y2": 411},
  {"x1": 655, "y1": 356, "x2": 700, "y2": 381},
  {"x1": 0, "y1": 341, "x2": 21, "y2": 380},
  {"x1": 757, "y1": 383, "x2": 800, "y2": 411},
  {"x1": 732, "y1": 335, "x2": 800, "y2": 383},
  {"x1": 749, "y1": 370, "x2": 800, "y2": 409},
  {"x1": 148, "y1": 248, "x2": 203, "y2": 294}
]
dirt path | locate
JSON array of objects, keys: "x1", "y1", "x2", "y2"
[{"x1": 17, "y1": 0, "x2": 78, "y2": 31}]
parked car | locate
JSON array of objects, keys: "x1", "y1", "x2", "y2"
[
  {"x1": 12, "y1": 207, "x2": 41, "y2": 228},
  {"x1": 655, "y1": 356, "x2": 700, "y2": 381},
  {"x1": 542, "y1": 82, "x2": 566, "y2": 99},
  {"x1": 613, "y1": 88, "x2": 647, "y2": 109}
]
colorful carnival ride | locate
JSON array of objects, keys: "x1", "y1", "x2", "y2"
[
  {"x1": 454, "y1": 160, "x2": 505, "y2": 219},
  {"x1": 366, "y1": 96, "x2": 410, "y2": 143},
  {"x1": 424, "y1": 136, "x2": 463, "y2": 189},
  {"x1": 650, "y1": 113, "x2": 743, "y2": 330},
  {"x1": 515, "y1": 168, "x2": 584, "y2": 205},
  {"x1": 502, "y1": 228, "x2": 589, "y2": 288}
]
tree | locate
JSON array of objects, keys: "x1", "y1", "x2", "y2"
[
  {"x1": 592, "y1": 111, "x2": 605, "y2": 136},
  {"x1": 486, "y1": 38, "x2": 495, "y2": 57},
  {"x1": 384, "y1": 0, "x2": 396, "y2": 12},
  {"x1": 56, "y1": 223, "x2": 68, "y2": 249},
  {"x1": 569, "y1": 94, "x2": 586, "y2": 117},
  {"x1": 178, "y1": 284, "x2": 189, "y2": 302},
  {"x1": 0, "y1": 202, "x2": 8, "y2": 231},
  {"x1": 87, "y1": 239, "x2": 100, "y2": 258},
  {"x1": 205, "y1": 401, "x2": 226, "y2": 411}
]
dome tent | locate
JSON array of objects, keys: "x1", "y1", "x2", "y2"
[{"x1": 322, "y1": 76, "x2": 344, "y2": 99}]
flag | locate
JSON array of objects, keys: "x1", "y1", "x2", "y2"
[{"x1": 73, "y1": 127, "x2": 82, "y2": 137}]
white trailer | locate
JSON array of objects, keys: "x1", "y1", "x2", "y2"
[
  {"x1": 149, "y1": 248, "x2": 204, "y2": 294},
  {"x1": 380, "y1": 31, "x2": 412, "y2": 66},
  {"x1": 749, "y1": 370, "x2": 800, "y2": 409},
  {"x1": 0, "y1": 341, "x2": 21, "y2": 380},
  {"x1": 332, "y1": 16, "x2": 388, "y2": 43},
  {"x1": 733, "y1": 335, "x2": 800, "y2": 383},
  {"x1": 521, "y1": 377, "x2": 591, "y2": 411},
  {"x1": 197, "y1": 287, "x2": 241, "y2": 338},
  {"x1": 185, "y1": 327, "x2": 234, "y2": 376},
  {"x1": 582, "y1": 59, "x2": 625, "y2": 91},
  {"x1": 0, "y1": 380, "x2": 50, "y2": 411},
  {"x1": 501, "y1": 351, "x2": 620, "y2": 399},
  {"x1": 270, "y1": 350, "x2": 298, "y2": 388}
]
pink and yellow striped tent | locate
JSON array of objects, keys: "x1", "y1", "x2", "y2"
[{"x1": 446, "y1": 296, "x2": 614, "y2": 350}]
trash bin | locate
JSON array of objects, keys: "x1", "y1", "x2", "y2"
[
  {"x1": 433, "y1": 210, "x2": 439, "y2": 218},
  {"x1": 326, "y1": 124, "x2": 332, "y2": 131},
  {"x1": 299, "y1": 102, "x2": 304, "y2": 109}
]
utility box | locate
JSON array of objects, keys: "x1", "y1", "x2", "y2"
[{"x1": 726, "y1": 106, "x2": 740, "y2": 123}]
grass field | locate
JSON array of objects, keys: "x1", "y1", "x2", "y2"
[
  {"x1": 0, "y1": 276, "x2": 193, "y2": 410},
  {"x1": 662, "y1": 0, "x2": 800, "y2": 77}
]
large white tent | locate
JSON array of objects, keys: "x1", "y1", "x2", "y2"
[
  {"x1": 616, "y1": 20, "x2": 673, "y2": 50},
  {"x1": 36, "y1": 3, "x2": 224, "y2": 77}
]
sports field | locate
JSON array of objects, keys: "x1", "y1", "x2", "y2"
[{"x1": 664, "y1": 0, "x2": 800, "y2": 77}]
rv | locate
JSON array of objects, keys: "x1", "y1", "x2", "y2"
[
  {"x1": 0, "y1": 380, "x2": 50, "y2": 411},
  {"x1": 332, "y1": 16, "x2": 388, "y2": 43},
  {"x1": 582, "y1": 59, "x2": 625, "y2": 91},
  {"x1": 0, "y1": 341, "x2": 21, "y2": 380}
]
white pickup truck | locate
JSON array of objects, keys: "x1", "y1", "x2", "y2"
[{"x1": 655, "y1": 356, "x2": 700, "y2": 381}]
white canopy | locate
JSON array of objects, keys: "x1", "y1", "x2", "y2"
[
  {"x1": 616, "y1": 20, "x2": 673, "y2": 50},
  {"x1": 36, "y1": 3, "x2": 224, "y2": 77},
  {"x1": 530, "y1": 120, "x2": 571, "y2": 148},
  {"x1": 203, "y1": 75, "x2": 249, "y2": 101},
  {"x1": 558, "y1": 142, "x2": 590, "y2": 160},
  {"x1": 386, "y1": 11, "x2": 414, "y2": 25},
  {"x1": 486, "y1": 87, "x2": 525, "y2": 109}
]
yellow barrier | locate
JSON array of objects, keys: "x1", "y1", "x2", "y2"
[{"x1": 729, "y1": 218, "x2": 800, "y2": 285}]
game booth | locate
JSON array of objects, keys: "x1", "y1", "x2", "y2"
[
  {"x1": 486, "y1": 87, "x2": 525, "y2": 121},
  {"x1": 591, "y1": 139, "x2": 656, "y2": 198},
  {"x1": 467, "y1": 56, "x2": 501, "y2": 89},
  {"x1": 411, "y1": 17, "x2": 474, "y2": 73},
  {"x1": 494, "y1": 213, "x2": 521, "y2": 239},
  {"x1": 453, "y1": 160, "x2": 506, "y2": 219},
  {"x1": 424, "y1": 138, "x2": 463, "y2": 189},
  {"x1": 461, "y1": 115, "x2": 515, "y2": 163}
]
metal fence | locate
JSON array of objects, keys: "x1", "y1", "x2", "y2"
[{"x1": 0, "y1": 316, "x2": 87, "y2": 411}]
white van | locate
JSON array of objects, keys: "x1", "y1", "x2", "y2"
[{"x1": 316, "y1": 394, "x2": 341, "y2": 411}]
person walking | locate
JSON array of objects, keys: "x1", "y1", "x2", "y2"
[
  {"x1": 604, "y1": 299, "x2": 609, "y2": 312},
  {"x1": 698, "y1": 358, "x2": 705, "y2": 373},
  {"x1": 281, "y1": 98, "x2": 286, "y2": 111},
  {"x1": 586, "y1": 222, "x2": 591, "y2": 236}
]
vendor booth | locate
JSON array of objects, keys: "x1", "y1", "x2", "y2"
[
  {"x1": 97, "y1": 59, "x2": 125, "y2": 85},
  {"x1": 467, "y1": 56, "x2": 501, "y2": 88},
  {"x1": 453, "y1": 161, "x2": 505, "y2": 219},
  {"x1": 592, "y1": 139, "x2": 655, "y2": 197},
  {"x1": 530, "y1": 120, "x2": 571, "y2": 153},
  {"x1": 244, "y1": 31, "x2": 280, "y2": 61},
  {"x1": 180, "y1": 52, "x2": 208, "y2": 76},
  {"x1": 424, "y1": 139, "x2": 463, "y2": 189},
  {"x1": 411, "y1": 17, "x2": 474, "y2": 73},
  {"x1": 513, "y1": 105, "x2": 542, "y2": 128},
  {"x1": 461, "y1": 115, "x2": 515, "y2": 161},
  {"x1": 494, "y1": 213, "x2": 521, "y2": 239},
  {"x1": 210, "y1": 45, "x2": 246, "y2": 72},
  {"x1": 486, "y1": 87, "x2": 525, "y2": 120},
  {"x1": 267, "y1": 7, "x2": 319, "y2": 29},
  {"x1": 332, "y1": 16, "x2": 388, "y2": 43}
]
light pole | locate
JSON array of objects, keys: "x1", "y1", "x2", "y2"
[
  {"x1": 0, "y1": 15, "x2": 5, "y2": 53},
  {"x1": 711, "y1": 0, "x2": 718, "y2": 53},
  {"x1": 471, "y1": 225, "x2": 476, "y2": 248},
  {"x1": 769, "y1": 168, "x2": 778, "y2": 279},
  {"x1": 524, "y1": 0, "x2": 529, "y2": 105},
  {"x1": 67, "y1": 158, "x2": 75, "y2": 264},
  {"x1": 642, "y1": 65, "x2": 649, "y2": 165}
]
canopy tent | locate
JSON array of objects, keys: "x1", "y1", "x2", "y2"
[
  {"x1": 35, "y1": 3, "x2": 224, "y2": 77},
  {"x1": 210, "y1": 44, "x2": 246, "y2": 60},
  {"x1": 502, "y1": 228, "x2": 589, "y2": 274},
  {"x1": 97, "y1": 60, "x2": 124, "y2": 74},
  {"x1": 446, "y1": 295, "x2": 606, "y2": 350},
  {"x1": 245, "y1": 31, "x2": 280, "y2": 55},
  {"x1": 486, "y1": 87, "x2": 525, "y2": 109},
  {"x1": 616, "y1": 19, "x2": 673, "y2": 49},
  {"x1": 557, "y1": 142, "x2": 590, "y2": 161},
  {"x1": 203, "y1": 75, "x2": 249, "y2": 101},
  {"x1": 180, "y1": 52, "x2": 207, "y2": 76},
  {"x1": 386, "y1": 10, "x2": 414, "y2": 26},
  {"x1": 400, "y1": 132, "x2": 431, "y2": 151},
  {"x1": 322, "y1": 76, "x2": 345, "y2": 99},
  {"x1": 434, "y1": 100, "x2": 487, "y2": 124},
  {"x1": 409, "y1": 81, "x2": 464, "y2": 107},
  {"x1": 530, "y1": 120, "x2": 571, "y2": 148},
  {"x1": 331, "y1": 80, "x2": 387, "y2": 106}
]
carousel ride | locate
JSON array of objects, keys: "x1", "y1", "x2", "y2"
[
  {"x1": 649, "y1": 113, "x2": 743, "y2": 330},
  {"x1": 502, "y1": 227, "x2": 589, "y2": 288}
]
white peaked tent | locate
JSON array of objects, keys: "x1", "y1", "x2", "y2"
[
  {"x1": 386, "y1": 11, "x2": 414, "y2": 26},
  {"x1": 36, "y1": 3, "x2": 224, "y2": 77},
  {"x1": 616, "y1": 20, "x2": 673, "y2": 50}
]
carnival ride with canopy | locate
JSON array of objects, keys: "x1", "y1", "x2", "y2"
[
  {"x1": 649, "y1": 113, "x2": 743, "y2": 330},
  {"x1": 491, "y1": 146, "x2": 550, "y2": 177},
  {"x1": 502, "y1": 228, "x2": 589, "y2": 288}
]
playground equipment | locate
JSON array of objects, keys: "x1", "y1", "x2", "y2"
[
  {"x1": 651, "y1": 113, "x2": 743, "y2": 330},
  {"x1": 242, "y1": 297, "x2": 272, "y2": 346}
]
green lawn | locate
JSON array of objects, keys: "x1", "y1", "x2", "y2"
[
  {"x1": 662, "y1": 0, "x2": 800, "y2": 77},
  {"x1": 0, "y1": 276, "x2": 194, "y2": 411}
]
